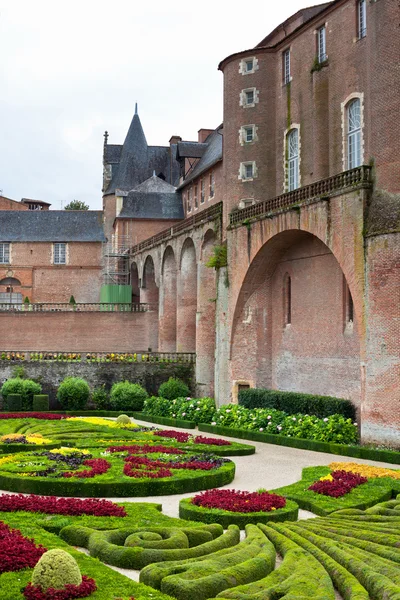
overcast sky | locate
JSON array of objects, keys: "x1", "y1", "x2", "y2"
[{"x1": 0, "y1": 0, "x2": 322, "y2": 209}]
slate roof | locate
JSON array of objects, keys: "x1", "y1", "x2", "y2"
[
  {"x1": 176, "y1": 141, "x2": 208, "y2": 159},
  {"x1": 178, "y1": 126, "x2": 223, "y2": 188},
  {"x1": 117, "y1": 174, "x2": 184, "y2": 220},
  {"x1": 104, "y1": 110, "x2": 180, "y2": 195},
  {"x1": 0, "y1": 211, "x2": 106, "y2": 242},
  {"x1": 104, "y1": 144, "x2": 122, "y2": 164}
]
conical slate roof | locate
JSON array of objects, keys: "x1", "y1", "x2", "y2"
[
  {"x1": 118, "y1": 174, "x2": 183, "y2": 220},
  {"x1": 104, "y1": 107, "x2": 180, "y2": 195}
]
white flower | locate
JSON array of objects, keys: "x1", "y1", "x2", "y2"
[
  {"x1": 190, "y1": 404, "x2": 194, "y2": 408},
  {"x1": 267, "y1": 415, "x2": 272, "y2": 420},
  {"x1": 197, "y1": 401, "x2": 201, "y2": 405},
  {"x1": 353, "y1": 422, "x2": 358, "y2": 426},
  {"x1": 172, "y1": 414, "x2": 176, "y2": 417},
  {"x1": 259, "y1": 428, "x2": 264, "y2": 432},
  {"x1": 196, "y1": 407, "x2": 200, "y2": 411},
  {"x1": 186, "y1": 397, "x2": 191, "y2": 401},
  {"x1": 226, "y1": 409, "x2": 231, "y2": 413},
  {"x1": 277, "y1": 426, "x2": 282, "y2": 431},
  {"x1": 182, "y1": 412, "x2": 186, "y2": 416},
  {"x1": 211, "y1": 422, "x2": 216, "y2": 426},
  {"x1": 292, "y1": 417, "x2": 296, "y2": 421},
  {"x1": 323, "y1": 418, "x2": 329, "y2": 422}
]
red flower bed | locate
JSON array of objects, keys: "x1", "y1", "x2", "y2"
[
  {"x1": 194, "y1": 435, "x2": 231, "y2": 446},
  {"x1": 63, "y1": 459, "x2": 111, "y2": 479},
  {"x1": 0, "y1": 413, "x2": 65, "y2": 420},
  {"x1": 308, "y1": 470, "x2": 368, "y2": 498},
  {"x1": 0, "y1": 494, "x2": 126, "y2": 517},
  {"x1": 153, "y1": 430, "x2": 190, "y2": 443},
  {"x1": 123, "y1": 461, "x2": 172, "y2": 479},
  {"x1": 192, "y1": 489, "x2": 287, "y2": 513},
  {"x1": 107, "y1": 444, "x2": 185, "y2": 455},
  {"x1": 0, "y1": 521, "x2": 47, "y2": 573},
  {"x1": 124, "y1": 455, "x2": 217, "y2": 472},
  {"x1": 23, "y1": 575, "x2": 96, "y2": 600}
]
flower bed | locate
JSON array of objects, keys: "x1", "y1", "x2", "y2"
[
  {"x1": 153, "y1": 430, "x2": 231, "y2": 446},
  {"x1": 179, "y1": 489, "x2": 298, "y2": 528},
  {"x1": 0, "y1": 521, "x2": 46, "y2": 573},
  {"x1": 0, "y1": 494, "x2": 126, "y2": 516},
  {"x1": 23, "y1": 576, "x2": 97, "y2": 600},
  {"x1": 308, "y1": 470, "x2": 368, "y2": 497},
  {"x1": 329, "y1": 461, "x2": 400, "y2": 480},
  {"x1": 0, "y1": 413, "x2": 65, "y2": 420}
]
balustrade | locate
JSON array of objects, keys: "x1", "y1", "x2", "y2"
[
  {"x1": 0, "y1": 350, "x2": 195, "y2": 364},
  {"x1": 0, "y1": 302, "x2": 158, "y2": 313}
]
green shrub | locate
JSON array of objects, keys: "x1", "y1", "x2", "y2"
[
  {"x1": 57, "y1": 377, "x2": 89, "y2": 410},
  {"x1": 91, "y1": 384, "x2": 109, "y2": 410},
  {"x1": 116, "y1": 414, "x2": 131, "y2": 425},
  {"x1": 239, "y1": 388, "x2": 356, "y2": 420},
  {"x1": 110, "y1": 381, "x2": 148, "y2": 411},
  {"x1": 32, "y1": 394, "x2": 49, "y2": 411},
  {"x1": 31, "y1": 549, "x2": 82, "y2": 590},
  {"x1": 158, "y1": 378, "x2": 190, "y2": 400},
  {"x1": 1, "y1": 377, "x2": 42, "y2": 410},
  {"x1": 143, "y1": 396, "x2": 215, "y2": 425},
  {"x1": 6, "y1": 394, "x2": 22, "y2": 411}
]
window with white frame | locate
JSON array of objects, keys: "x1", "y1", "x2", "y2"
[
  {"x1": 54, "y1": 243, "x2": 67, "y2": 264},
  {"x1": 283, "y1": 49, "x2": 291, "y2": 84},
  {"x1": 239, "y1": 56, "x2": 258, "y2": 75},
  {"x1": 0, "y1": 243, "x2": 10, "y2": 264},
  {"x1": 287, "y1": 129, "x2": 299, "y2": 191},
  {"x1": 317, "y1": 25, "x2": 327, "y2": 63},
  {"x1": 358, "y1": 0, "x2": 366, "y2": 38},
  {"x1": 239, "y1": 124, "x2": 257, "y2": 145},
  {"x1": 239, "y1": 161, "x2": 257, "y2": 181},
  {"x1": 200, "y1": 179, "x2": 205, "y2": 204},
  {"x1": 240, "y1": 88, "x2": 258, "y2": 108},
  {"x1": 347, "y1": 99, "x2": 362, "y2": 169},
  {"x1": 209, "y1": 172, "x2": 215, "y2": 198}
]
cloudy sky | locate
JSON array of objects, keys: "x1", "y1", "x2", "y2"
[{"x1": 0, "y1": 0, "x2": 322, "y2": 209}]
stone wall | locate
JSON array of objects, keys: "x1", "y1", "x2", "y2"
[{"x1": 0, "y1": 361, "x2": 195, "y2": 408}]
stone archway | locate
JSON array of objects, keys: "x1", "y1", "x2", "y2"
[
  {"x1": 177, "y1": 238, "x2": 197, "y2": 353},
  {"x1": 159, "y1": 246, "x2": 177, "y2": 352},
  {"x1": 230, "y1": 230, "x2": 361, "y2": 406},
  {"x1": 130, "y1": 262, "x2": 140, "y2": 304},
  {"x1": 141, "y1": 255, "x2": 159, "y2": 351}
]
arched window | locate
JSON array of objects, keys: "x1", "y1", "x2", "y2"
[
  {"x1": 287, "y1": 129, "x2": 299, "y2": 191},
  {"x1": 347, "y1": 99, "x2": 361, "y2": 169},
  {"x1": 284, "y1": 273, "x2": 292, "y2": 326}
]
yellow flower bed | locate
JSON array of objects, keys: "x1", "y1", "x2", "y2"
[
  {"x1": 66, "y1": 416, "x2": 138, "y2": 429},
  {"x1": 49, "y1": 447, "x2": 90, "y2": 455},
  {"x1": 1, "y1": 433, "x2": 23, "y2": 442},
  {"x1": 26, "y1": 436, "x2": 53, "y2": 445},
  {"x1": 0, "y1": 455, "x2": 14, "y2": 467},
  {"x1": 329, "y1": 462, "x2": 400, "y2": 480}
]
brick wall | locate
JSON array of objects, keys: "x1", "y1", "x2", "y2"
[
  {"x1": 0, "y1": 196, "x2": 28, "y2": 210},
  {"x1": 116, "y1": 218, "x2": 183, "y2": 246},
  {"x1": 182, "y1": 163, "x2": 223, "y2": 218},
  {"x1": 0, "y1": 312, "x2": 148, "y2": 352}
]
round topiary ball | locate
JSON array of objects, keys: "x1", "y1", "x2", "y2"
[
  {"x1": 116, "y1": 414, "x2": 131, "y2": 425},
  {"x1": 31, "y1": 549, "x2": 82, "y2": 591}
]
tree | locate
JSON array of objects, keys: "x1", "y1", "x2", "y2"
[{"x1": 64, "y1": 200, "x2": 89, "y2": 210}]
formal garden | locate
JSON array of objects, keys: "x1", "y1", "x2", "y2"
[{"x1": 0, "y1": 373, "x2": 400, "y2": 599}]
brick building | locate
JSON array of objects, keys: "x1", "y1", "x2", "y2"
[{"x1": 1, "y1": 0, "x2": 399, "y2": 444}]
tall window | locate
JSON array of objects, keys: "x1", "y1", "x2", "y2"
[
  {"x1": 187, "y1": 189, "x2": 192, "y2": 213},
  {"x1": 0, "y1": 243, "x2": 10, "y2": 264},
  {"x1": 209, "y1": 172, "x2": 215, "y2": 198},
  {"x1": 283, "y1": 49, "x2": 291, "y2": 84},
  {"x1": 194, "y1": 185, "x2": 198, "y2": 209},
  {"x1": 284, "y1": 274, "x2": 292, "y2": 326},
  {"x1": 344, "y1": 278, "x2": 354, "y2": 328},
  {"x1": 347, "y1": 99, "x2": 362, "y2": 169},
  {"x1": 317, "y1": 26, "x2": 327, "y2": 63},
  {"x1": 54, "y1": 243, "x2": 66, "y2": 265},
  {"x1": 287, "y1": 129, "x2": 299, "y2": 191},
  {"x1": 200, "y1": 179, "x2": 205, "y2": 204},
  {"x1": 358, "y1": 0, "x2": 366, "y2": 38}
]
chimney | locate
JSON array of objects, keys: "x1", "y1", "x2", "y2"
[
  {"x1": 169, "y1": 136, "x2": 182, "y2": 146},
  {"x1": 198, "y1": 129, "x2": 214, "y2": 143}
]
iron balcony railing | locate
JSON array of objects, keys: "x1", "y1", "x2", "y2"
[
  {"x1": 0, "y1": 302, "x2": 158, "y2": 313},
  {"x1": 130, "y1": 202, "x2": 223, "y2": 255},
  {"x1": 0, "y1": 351, "x2": 196, "y2": 364},
  {"x1": 229, "y1": 165, "x2": 372, "y2": 227}
]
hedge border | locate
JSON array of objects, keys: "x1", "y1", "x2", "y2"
[
  {"x1": 132, "y1": 412, "x2": 197, "y2": 429},
  {"x1": 198, "y1": 423, "x2": 400, "y2": 465},
  {"x1": 178, "y1": 497, "x2": 299, "y2": 528},
  {"x1": 0, "y1": 461, "x2": 235, "y2": 498}
]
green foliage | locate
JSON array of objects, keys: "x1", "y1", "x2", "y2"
[
  {"x1": 116, "y1": 414, "x2": 131, "y2": 425},
  {"x1": 31, "y1": 549, "x2": 82, "y2": 590},
  {"x1": 32, "y1": 395, "x2": 49, "y2": 412},
  {"x1": 110, "y1": 381, "x2": 148, "y2": 411},
  {"x1": 64, "y1": 199, "x2": 89, "y2": 210},
  {"x1": 24, "y1": 296, "x2": 30, "y2": 304},
  {"x1": 1, "y1": 378, "x2": 42, "y2": 411},
  {"x1": 91, "y1": 385, "x2": 110, "y2": 410},
  {"x1": 179, "y1": 498, "x2": 299, "y2": 529},
  {"x1": 206, "y1": 245, "x2": 228, "y2": 269},
  {"x1": 239, "y1": 388, "x2": 356, "y2": 420},
  {"x1": 6, "y1": 394, "x2": 22, "y2": 411},
  {"x1": 69, "y1": 295, "x2": 76, "y2": 304},
  {"x1": 12, "y1": 365, "x2": 25, "y2": 379},
  {"x1": 57, "y1": 377, "x2": 90, "y2": 410},
  {"x1": 158, "y1": 378, "x2": 190, "y2": 400},
  {"x1": 143, "y1": 396, "x2": 216, "y2": 425}
]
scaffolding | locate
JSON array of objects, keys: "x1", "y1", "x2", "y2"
[{"x1": 102, "y1": 234, "x2": 131, "y2": 286}]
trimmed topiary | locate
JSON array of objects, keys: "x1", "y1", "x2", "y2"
[
  {"x1": 31, "y1": 549, "x2": 82, "y2": 590},
  {"x1": 1, "y1": 378, "x2": 42, "y2": 411},
  {"x1": 116, "y1": 414, "x2": 131, "y2": 425},
  {"x1": 110, "y1": 381, "x2": 148, "y2": 411},
  {"x1": 6, "y1": 394, "x2": 23, "y2": 411},
  {"x1": 158, "y1": 378, "x2": 190, "y2": 400},
  {"x1": 32, "y1": 395, "x2": 49, "y2": 412},
  {"x1": 91, "y1": 384, "x2": 109, "y2": 410},
  {"x1": 57, "y1": 377, "x2": 89, "y2": 410}
]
